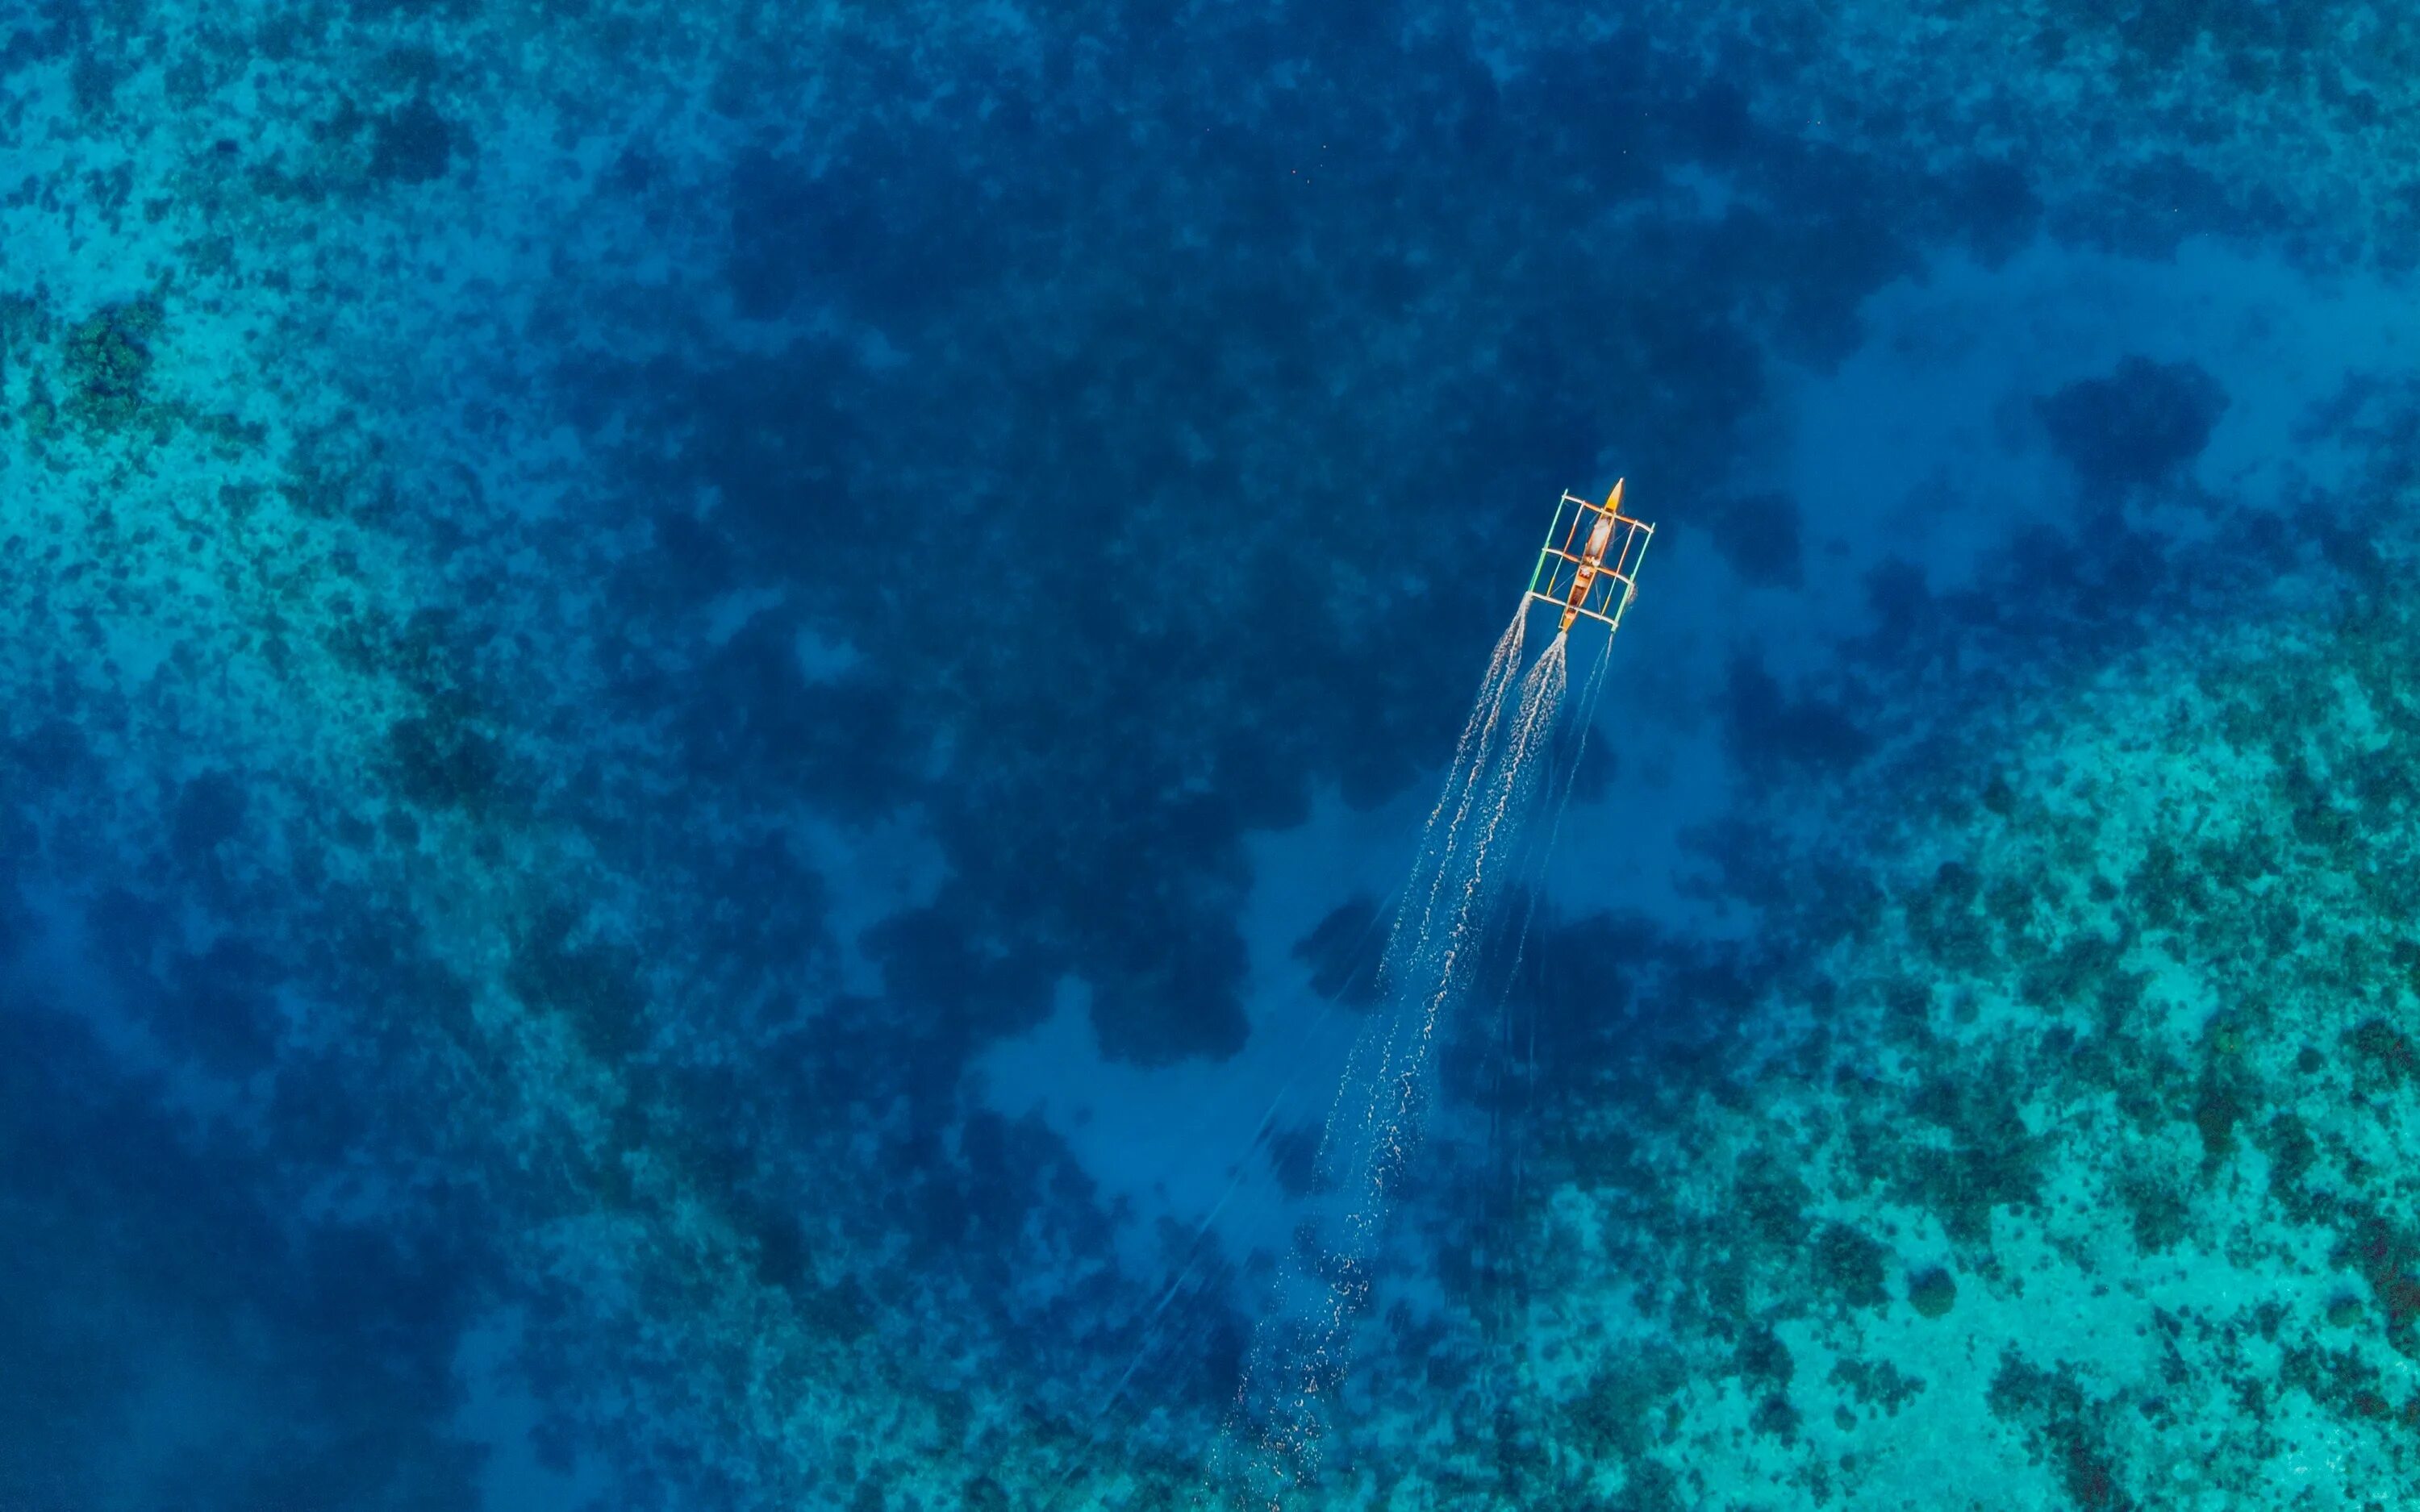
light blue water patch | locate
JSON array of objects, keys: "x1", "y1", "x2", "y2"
[{"x1": 1536, "y1": 231, "x2": 2420, "y2": 939}]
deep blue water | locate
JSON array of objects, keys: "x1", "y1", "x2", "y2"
[{"x1": 5, "y1": 1, "x2": 2420, "y2": 1507}]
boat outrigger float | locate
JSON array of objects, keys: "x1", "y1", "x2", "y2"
[{"x1": 1525, "y1": 479, "x2": 1654, "y2": 635}]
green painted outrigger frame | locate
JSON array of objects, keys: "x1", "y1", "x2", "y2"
[{"x1": 1524, "y1": 485, "x2": 1654, "y2": 634}]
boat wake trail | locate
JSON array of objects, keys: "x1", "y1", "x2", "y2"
[
  {"x1": 1213, "y1": 614, "x2": 1578, "y2": 1509},
  {"x1": 1045, "y1": 489, "x2": 1650, "y2": 1512}
]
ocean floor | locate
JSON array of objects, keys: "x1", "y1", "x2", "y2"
[{"x1": 5, "y1": 0, "x2": 2420, "y2": 1509}]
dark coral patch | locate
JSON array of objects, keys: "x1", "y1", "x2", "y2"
[
  {"x1": 2344, "y1": 1017, "x2": 2419, "y2": 1089},
  {"x1": 1907, "y1": 1264, "x2": 1957, "y2": 1318},
  {"x1": 2037, "y1": 355, "x2": 2229, "y2": 494},
  {"x1": 1943, "y1": 157, "x2": 2042, "y2": 264},
  {"x1": 386, "y1": 710, "x2": 503, "y2": 810},
  {"x1": 724, "y1": 135, "x2": 987, "y2": 323},
  {"x1": 507, "y1": 906, "x2": 653, "y2": 1061},
  {"x1": 1696, "y1": 489, "x2": 1805, "y2": 589},
  {"x1": 1293, "y1": 895, "x2": 1384, "y2": 1007},
  {"x1": 170, "y1": 769, "x2": 249, "y2": 867},
  {"x1": 2334, "y1": 1215, "x2": 2420, "y2": 1358},
  {"x1": 1814, "y1": 1222, "x2": 1890, "y2": 1309},
  {"x1": 63, "y1": 298, "x2": 163, "y2": 433},
  {"x1": 370, "y1": 95, "x2": 457, "y2": 184},
  {"x1": 862, "y1": 902, "x2": 1054, "y2": 1043},
  {"x1": 158, "y1": 936, "x2": 286, "y2": 1077},
  {"x1": 1987, "y1": 1352, "x2": 2136, "y2": 1510},
  {"x1": 1722, "y1": 655, "x2": 1871, "y2": 779}
]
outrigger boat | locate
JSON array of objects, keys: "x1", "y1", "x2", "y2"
[{"x1": 1525, "y1": 479, "x2": 1653, "y2": 635}]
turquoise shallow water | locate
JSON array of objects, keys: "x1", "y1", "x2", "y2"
[{"x1": 5, "y1": 2, "x2": 2420, "y2": 1508}]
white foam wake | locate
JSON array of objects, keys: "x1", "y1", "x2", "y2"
[{"x1": 1214, "y1": 616, "x2": 1575, "y2": 1508}]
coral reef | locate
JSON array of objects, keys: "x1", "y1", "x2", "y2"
[{"x1": 6, "y1": 0, "x2": 2420, "y2": 1506}]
